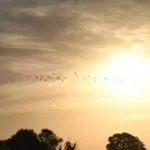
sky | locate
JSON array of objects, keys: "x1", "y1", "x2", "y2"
[{"x1": 1, "y1": 0, "x2": 150, "y2": 149}]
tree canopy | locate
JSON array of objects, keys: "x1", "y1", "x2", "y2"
[
  {"x1": 39, "y1": 128, "x2": 63, "y2": 150},
  {"x1": 0, "y1": 128, "x2": 76, "y2": 150},
  {"x1": 106, "y1": 132, "x2": 146, "y2": 150}
]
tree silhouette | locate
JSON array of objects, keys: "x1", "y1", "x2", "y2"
[
  {"x1": 6, "y1": 129, "x2": 42, "y2": 150},
  {"x1": 64, "y1": 141, "x2": 77, "y2": 150},
  {"x1": 39, "y1": 129, "x2": 63, "y2": 150},
  {"x1": 106, "y1": 132, "x2": 146, "y2": 150},
  {"x1": 1, "y1": 129, "x2": 147, "y2": 150},
  {"x1": 0, "y1": 140, "x2": 8, "y2": 150}
]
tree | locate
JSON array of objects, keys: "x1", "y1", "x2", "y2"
[
  {"x1": 6, "y1": 129, "x2": 42, "y2": 150},
  {"x1": 0, "y1": 140, "x2": 9, "y2": 150},
  {"x1": 64, "y1": 141, "x2": 77, "y2": 150},
  {"x1": 39, "y1": 129, "x2": 63, "y2": 150},
  {"x1": 106, "y1": 132, "x2": 146, "y2": 150}
]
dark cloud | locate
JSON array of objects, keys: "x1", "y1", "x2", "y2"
[
  {"x1": 0, "y1": 3, "x2": 82, "y2": 79},
  {"x1": 0, "y1": 46, "x2": 46, "y2": 57},
  {"x1": 0, "y1": 4, "x2": 78, "y2": 41},
  {"x1": 0, "y1": 3, "x2": 80, "y2": 81}
]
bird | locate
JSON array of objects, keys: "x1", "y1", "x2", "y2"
[{"x1": 104, "y1": 77, "x2": 108, "y2": 80}]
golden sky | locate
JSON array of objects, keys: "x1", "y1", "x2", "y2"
[{"x1": 1, "y1": 0, "x2": 150, "y2": 149}]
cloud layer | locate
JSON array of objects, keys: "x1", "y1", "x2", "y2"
[{"x1": 1, "y1": 0, "x2": 150, "y2": 112}]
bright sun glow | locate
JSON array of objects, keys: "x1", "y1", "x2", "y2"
[
  {"x1": 93, "y1": 45, "x2": 150, "y2": 100},
  {"x1": 104, "y1": 52, "x2": 150, "y2": 97},
  {"x1": 104, "y1": 53, "x2": 143, "y2": 94}
]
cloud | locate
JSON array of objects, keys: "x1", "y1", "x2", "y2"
[
  {"x1": 1, "y1": 0, "x2": 150, "y2": 113},
  {"x1": 0, "y1": 3, "x2": 88, "y2": 83}
]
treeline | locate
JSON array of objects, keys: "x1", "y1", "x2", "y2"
[
  {"x1": 0, "y1": 129, "x2": 76, "y2": 150},
  {"x1": 0, "y1": 128, "x2": 147, "y2": 150}
]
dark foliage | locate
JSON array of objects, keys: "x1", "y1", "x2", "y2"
[
  {"x1": 6, "y1": 129, "x2": 42, "y2": 150},
  {"x1": 64, "y1": 141, "x2": 77, "y2": 150},
  {"x1": 39, "y1": 128, "x2": 63, "y2": 150},
  {"x1": 106, "y1": 132, "x2": 146, "y2": 150},
  {"x1": 0, "y1": 128, "x2": 63, "y2": 150},
  {"x1": 0, "y1": 129, "x2": 146, "y2": 150}
]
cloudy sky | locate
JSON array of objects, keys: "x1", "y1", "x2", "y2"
[{"x1": 1, "y1": 0, "x2": 150, "y2": 149}]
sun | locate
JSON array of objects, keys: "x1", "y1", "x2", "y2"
[
  {"x1": 103, "y1": 50, "x2": 150, "y2": 97},
  {"x1": 88, "y1": 44, "x2": 150, "y2": 101}
]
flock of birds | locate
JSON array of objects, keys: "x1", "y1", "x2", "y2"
[
  {"x1": 104, "y1": 76, "x2": 137, "y2": 86},
  {"x1": 0, "y1": 71, "x2": 138, "y2": 87},
  {"x1": 0, "y1": 72, "x2": 99, "y2": 86}
]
